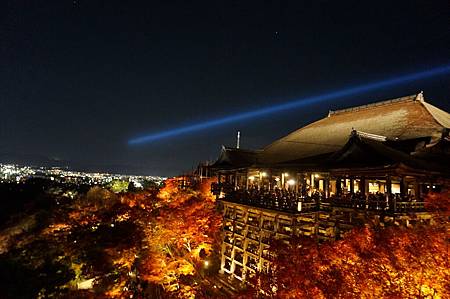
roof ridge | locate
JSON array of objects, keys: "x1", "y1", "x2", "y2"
[
  {"x1": 419, "y1": 100, "x2": 450, "y2": 128},
  {"x1": 353, "y1": 129, "x2": 388, "y2": 142},
  {"x1": 223, "y1": 147, "x2": 263, "y2": 153},
  {"x1": 328, "y1": 93, "x2": 419, "y2": 117}
]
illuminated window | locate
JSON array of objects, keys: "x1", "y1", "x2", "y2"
[
  {"x1": 369, "y1": 182, "x2": 379, "y2": 193},
  {"x1": 391, "y1": 183, "x2": 400, "y2": 194}
]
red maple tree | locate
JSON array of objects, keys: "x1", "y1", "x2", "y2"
[{"x1": 239, "y1": 191, "x2": 449, "y2": 299}]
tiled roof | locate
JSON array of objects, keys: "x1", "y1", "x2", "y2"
[
  {"x1": 261, "y1": 93, "x2": 450, "y2": 163},
  {"x1": 211, "y1": 147, "x2": 261, "y2": 169}
]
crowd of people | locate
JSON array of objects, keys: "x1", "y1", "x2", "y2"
[
  {"x1": 226, "y1": 187, "x2": 301, "y2": 212},
  {"x1": 217, "y1": 183, "x2": 422, "y2": 212}
]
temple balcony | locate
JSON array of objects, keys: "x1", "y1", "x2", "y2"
[{"x1": 219, "y1": 186, "x2": 426, "y2": 214}]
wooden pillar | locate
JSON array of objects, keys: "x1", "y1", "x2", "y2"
[
  {"x1": 360, "y1": 176, "x2": 366, "y2": 195},
  {"x1": 413, "y1": 179, "x2": 420, "y2": 200},
  {"x1": 219, "y1": 241, "x2": 226, "y2": 274},
  {"x1": 336, "y1": 177, "x2": 342, "y2": 196},
  {"x1": 268, "y1": 172, "x2": 273, "y2": 191},
  {"x1": 245, "y1": 171, "x2": 249, "y2": 190},
  {"x1": 399, "y1": 177, "x2": 405, "y2": 197},
  {"x1": 258, "y1": 171, "x2": 263, "y2": 191},
  {"x1": 350, "y1": 177, "x2": 354, "y2": 194},
  {"x1": 386, "y1": 176, "x2": 392, "y2": 194},
  {"x1": 298, "y1": 173, "x2": 305, "y2": 197},
  {"x1": 256, "y1": 171, "x2": 261, "y2": 190},
  {"x1": 324, "y1": 177, "x2": 329, "y2": 198},
  {"x1": 365, "y1": 179, "x2": 370, "y2": 196},
  {"x1": 386, "y1": 175, "x2": 392, "y2": 204}
]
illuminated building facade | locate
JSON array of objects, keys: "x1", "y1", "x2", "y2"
[{"x1": 211, "y1": 93, "x2": 450, "y2": 281}]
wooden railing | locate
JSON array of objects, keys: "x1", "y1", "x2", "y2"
[
  {"x1": 222, "y1": 189, "x2": 315, "y2": 213},
  {"x1": 220, "y1": 188, "x2": 426, "y2": 214}
]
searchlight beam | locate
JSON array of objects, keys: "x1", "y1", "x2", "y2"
[{"x1": 128, "y1": 65, "x2": 450, "y2": 145}]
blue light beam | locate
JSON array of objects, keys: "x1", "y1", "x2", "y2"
[{"x1": 128, "y1": 64, "x2": 450, "y2": 145}]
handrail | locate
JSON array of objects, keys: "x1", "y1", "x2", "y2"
[{"x1": 221, "y1": 189, "x2": 426, "y2": 213}]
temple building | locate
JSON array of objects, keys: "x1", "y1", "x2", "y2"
[{"x1": 211, "y1": 92, "x2": 450, "y2": 281}]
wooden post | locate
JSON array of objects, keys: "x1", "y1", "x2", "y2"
[
  {"x1": 360, "y1": 176, "x2": 366, "y2": 195},
  {"x1": 413, "y1": 179, "x2": 420, "y2": 200},
  {"x1": 350, "y1": 177, "x2": 354, "y2": 194},
  {"x1": 245, "y1": 172, "x2": 249, "y2": 190},
  {"x1": 300, "y1": 173, "x2": 306, "y2": 197},
  {"x1": 258, "y1": 171, "x2": 263, "y2": 191},
  {"x1": 336, "y1": 177, "x2": 342, "y2": 196},
  {"x1": 399, "y1": 177, "x2": 405, "y2": 197},
  {"x1": 386, "y1": 176, "x2": 392, "y2": 208},
  {"x1": 268, "y1": 172, "x2": 273, "y2": 191},
  {"x1": 386, "y1": 176, "x2": 392, "y2": 194},
  {"x1": 365, "y1": 179, "x2": 370, "y2": 196}
]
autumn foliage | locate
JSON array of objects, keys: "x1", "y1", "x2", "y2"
[
  {"x1": 425, "y1": 189, "x2": 450, "y2": 218},
  {"x1": 1, "y1": 178, "x2": 448, "y2": 298},
  {"x1": 240, "y1": 191, "x2": 450, "y2": 299},
  {"x1": 138, "y1": 177, "x2": 222, "y2": 297},
  {"x1": 0, "y1": 177, "x2": 222, "y2": 299}
]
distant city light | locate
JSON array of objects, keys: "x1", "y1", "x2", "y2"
[
  {"x1": 0, "y1": 163, "x2": 165, "y2": 186},
  {"x1": 128, "y1": 64, "x2": 450, "y2": 144}
]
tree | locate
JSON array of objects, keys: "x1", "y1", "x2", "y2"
[
  {"x1": 240, "y1": 191, "x2": 450, "y2": 298},
  {"x1": 108, "y1": 180, "x2": 129, "y2": 193},
  {"x1": 138, "y1": 177, "x2": 222, "y2": 297}
]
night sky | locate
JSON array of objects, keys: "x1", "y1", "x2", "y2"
[{"x1": 1, "y1": 0, "x2": 449, "y2": 176}]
